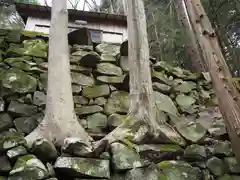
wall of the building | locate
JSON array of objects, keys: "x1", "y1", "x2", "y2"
[{"x1": 25, "y1": 17, "x2": 128, "y2": 44}]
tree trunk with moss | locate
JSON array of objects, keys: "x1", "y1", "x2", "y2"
[
  {"x1": 26, "y1": 0, "x2": 93, "y2": 147},
  {"x1": 184, "y1": 0, "x2": 240, "y2": 163}
]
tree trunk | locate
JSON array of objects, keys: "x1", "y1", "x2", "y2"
[
  {"x1": 95, "y1": 0, "x2": 159, "y2": 147},
  {"x1": 26, "y1": 0, "x2": 93, "y2": 147},
  {"x1": 174, "y1": 0, "x2": 206, "y2": 72},
  {"x1": 184, "y1": 0, "x2": 240, "y2": 163}
]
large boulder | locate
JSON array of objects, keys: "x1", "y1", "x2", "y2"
[
  {"x1": 87, "y1": 113, "x2": 108, "y2": 133},
  {"x1": 54, "y1": 157, "x2": 110, "y2": 179},
  {"x1": 8, "y1": 101, "x2": 38, "y2": 117}
]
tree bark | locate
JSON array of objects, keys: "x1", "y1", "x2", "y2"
[
  {"x1": 184, "y1": 0, "x2": 240, "y2": 163},
  {"x1": 174, "y1": 0, "x2": 206, "y2": 72},
  {"x1": 26, "y1": 0, "x2": 93, "y2": 147},
  {"x1": 95, "y1": 0, "x2": 159, "y2": 147}
]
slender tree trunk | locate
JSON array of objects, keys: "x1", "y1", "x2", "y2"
[
  {"x1": 26, "y1": 0, "x2": 93, "y2": 147},
  {"x1": 184, "y1": 0, "x2": 240, "y2": 163},
  {"x1": 174, "y1": 0, "x2": 205, "y2": 72}
]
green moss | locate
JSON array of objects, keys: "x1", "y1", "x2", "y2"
[{"x1": 21, "y1": 30, "x2": 48, "y2": 38}]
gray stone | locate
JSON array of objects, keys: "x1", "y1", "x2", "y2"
[
  {"x1": 33, "y1": 91, "x2": 46, "y2": 106},
  {"x1": 120, "y1": 56, "x2": 129, "y2": 71},
  {"x1": 74, "y1": 51, "x2": 101, "y2": 68},
  {"x1": 14, "y1": 113, "x2": 43, "y2": 134},
  {"x1": 32, "y1": 138, "x2": 58, "y2": 161},
  {"x1": 125, "y1": 167, "x2": 160, "y2": 180},
  {"x1": 224, "y1": 157, "x2": 240, "y2": 173},
  {"x1": 219, "y1": 175, "x2": 240, "y2": 180},
  {"x1": 152, "y1": 71, "x2": 172, "y2": 85},
  {"x1": 176, "y1": 94, "x2": 196, "y2": 111},
  {"x1": 96, "y1": 63, "x2": 123, "y2": 76},
  {"x1": 107, "y1": 114, "x2": 126, "y2": 130},
  {"x1": 170, "y1": 115, "x2": 206, "y2": 143},
  {"x1": 62, "y1": 137, "x2": 93, "y2": 157},
  {"x1": 206, "y1": 157, "x2": 226, "y2": 177},
  {"x1": 0, "y1": 97, "x2": 4, "y2": 112},
  {"x1": 54, "y1": 157, "x2": 110, "y2": 179},
  {"x1": 0, "y1": 68, "x2": 37, "y2": 93},
  {"x1": 154, "y1": 91, "x2": 178, "y2": 116},
  {"x1": 70, "y1": 65, "x2": 92, "y2": 75},
  {"x1": 87, "y1": 113, "x2": 107, "y2": 133},
  {"x1": 104, "y1": 91, "x2": 129, "y2": 115},
  {"x1": 8, "y1": 101, "x2": 38, "y2": 117},
  {"x1": 75, "y1": 105, "x2": 103, "y2": 116},
  {"x1": 93, "y1": 97, "x2": 107, "y2": 106},
  {"x1": 157, "y1": 160, "x2": 202, "y2": 180},
  {"x1": 96, "y1": 43, "x2": 120, "y2": 56},
  {"x1": 82, "y1": 85, "x2": 110, "y2": 98},
  {"x1": 184, "y1": 144, "x2": 207, "y2": 161},
  {"x1": 72, "y1": 85, "x2": 82, "y2": 94},
  {"x1": 174, "y1": 81, "x2": 196, "y2": 93},
  {"x1": 0, "y1": 156, "x2": 12, "y2": 173},
  {"x1": 97, "y1": 75, "x2": 125, "y2": 84},
  {"x1": 138, "y1": 144, "x2": 183, "y2": 163},
  {"x1": 0, "y1": 113, "x2": 13, "y2": 132},
  {"x1": 71, "y1": 72, "x2": 94, "y2": 86},
  {"x1": 110, "y1": 142, "x2": 144, "y2": 171},
  {"x1": 101, "y1": 53, "x2": 116, "y2": 62},
  {"x1": 153, "y1": 82, "x2": 171, "y2": 93},
  {"x1": 3, "y1": 135, "x2": 27, "y2": 150},
  {"x1": 73, "y1": 96, "x2": 88, "y2": 105},
  {"x1": 213, "y1": 141, "x2": 233, "y2": 157},
  {"x1": 7, "y1": 145, "x2": 27, "y2": 160},
  {"x1": 9, "y1": 155, "x2": 48, "y2": 180}
]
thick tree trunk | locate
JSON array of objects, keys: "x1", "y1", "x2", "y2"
[
  {"x1": 26, "y1": 0, "x2": 93, "y2": 147},
  {"x1": 174, "y1": 0, "x2": 205, "y2": 72},
  {"x1": 95, "y1": 0, "x2": 158, "y2": 147},
  {"x1": 184, "y1": 0, "x2": 240, "y2": 163}
]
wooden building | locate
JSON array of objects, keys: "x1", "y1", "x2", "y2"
[{"x1": 16, "y1": 3, "x2": 127, "y2": 44}]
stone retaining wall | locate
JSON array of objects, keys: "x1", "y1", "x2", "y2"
[{"x1": 0, "y1": 29, "x2": 239, "y2": 180}]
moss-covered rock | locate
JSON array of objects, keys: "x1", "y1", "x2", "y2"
[
  {"x1": 152, "y1": 71, "x2": 172, "y2": 85},
  {"x1": 176, "y1": 94, "x2": 196, "y2": 111},
  {"x1": 119, "y1": 56, "x2": 129, "y2": 72},
  {"x1": 206, "y1": 157, "x2": 226, "y2": 177},
  {"x1": 104, "y1": 91, "x2": 129, "y2": 115},
  {"x1": 32, "y1": 138, "x2": 58, "y2": 161},
  {"x1": 97, "y1": 75, "x2": 125, "y2": 84},
  {"x1": 54, "y1": 157, "x2": 110, "y2": 179},
  {"x1": 3, "y1": 135, "x2": 27, "y2": 150},
  {"x1": 73, "y1": 96, "x2": 89, "y2": 105},
  {"x1": 87, "y1": 113, "x2": 107, "y2": 133},
  {"x1": 0, "y1": 155, "x2": 12, "y2": 173},
  {"x1": 13, "y1": 113, "x2": 43, "y2": 134},
  {"x1": 184, "y1": 144, "x2": 207, "y2": 161},
  {"x1": 96, "y1": 43, "x2": 120, "y2": 56},
  {"x1": 7, "y1": 39, "x2": 48, "y2": 58},
  {"x1": 71, "y1": 72, "x2": 95, "y2": 86},
  {"x1": 153, "y1": 82, "x2": 171, "y2": 93},
  {"x1": 125, "y1": 167, "x2": 160, "y2": 180},
  {"x1": 4, "y1": 57, "x2": 35, "y2": 71},
  {"x1": 213, "y1": 141, "x2": 233, "y2": 157},
  {"x1": 174, "y1": 81, "x2": 196, "y2": 93},
  {"x1": 138, "y1": 144, "x2": 183, "y2": 163},
  {"x1": 154, "y1": 91, "x2": 178, "y2": 116},
  {"x1": 0, "y1": 68, "x2": 37, "y2": 93},
  {"x1": 107, "y1": 114, "x2": 126, "y2": 130},
  {"x1": 73, "y1": 50, "x2": 101, "y2": 68},
  {"x1": 96, "y1": 63, "x2": 123, "y2": 76},
  {"x1": 219, "y1": 174, "x2": 240, "y2": 180},
  {"x1": 33, "y1": 91, "x2": 46, "y2": 106},
  {"x1": 8, "y1": 100, "x2": 38, "y2": 117},
  {"x1": 82, "y1": 85, "x2": 110, "y2": 98},
  {"x1": 110, "y1": 142, "x2": 144, "y2": 171},
  {"x1": 6, "y1": 145, "x2": 27, "y2": 160},
  {"x1": 0, "y1": 113, "x2": 13, "y2": 132},
  {"x1": 75, "y1": 105, "x2": 103, "y2": 116},
  {"x1": 9, "y1": 155, "x2": 49, "y2": 180},
  {"x1": 158, "y1": 160, "x2": 202, "y2": 180},
  {"x1": 93, "y1": 97, "x2": 107, "y2": 106},
  {"x1": 224, "y1": 157, "x2": 240, "y2": 173},
  {"x1": 101, "y1": 53, "x2": 116, "y2": 62}
]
